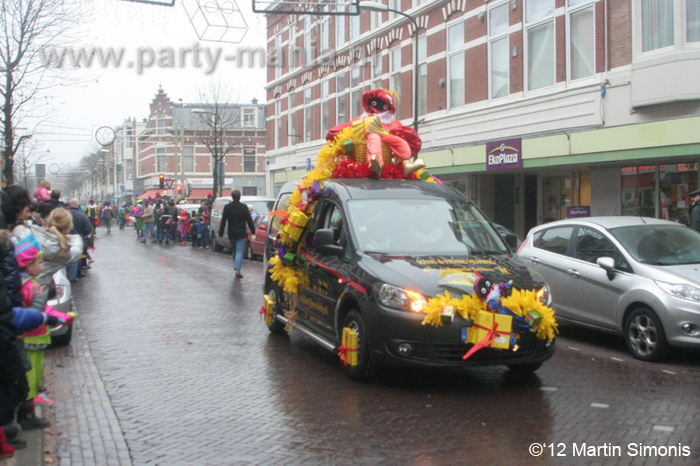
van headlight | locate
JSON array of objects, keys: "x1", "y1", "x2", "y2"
[
  {"x1": 655, "y1": 281, "x2": 700, "y2": 303},
  {"x1": 376, "y1": 283, "x2": 428, "y2": 313},
  {"x1": 537, "y1": 284, "x2": 552, "y2": 306}
]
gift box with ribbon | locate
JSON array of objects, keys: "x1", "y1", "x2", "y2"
[
  {"x1": 467, "y1": 310, "x2": 513, "y2": 350},
  {"x1": 338, "y1": 327, "x2": 358, "y2": 367},
  {"x1": 525, "y1": 310, "x2": 542, "y2": 327},
  {"x1": 262, "y1": 294, "x2": 275, "y2": 327},
  {"x1": 281, "y1": 210, "x2": 309, "y2": 242},
  {"x1": 283, "y1": 252, "x2": 296, "y2": 267}
]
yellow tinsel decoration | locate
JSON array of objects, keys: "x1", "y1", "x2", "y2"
[
  {"x1": 501, "y1": 288, "x2": 558, "y2": 342},
  {"x1": 269, "y1": 255, "x2": 309, "y2": 295},
  {"x1": 421, "y1": 291, "x2": 486, "y2": 327}
]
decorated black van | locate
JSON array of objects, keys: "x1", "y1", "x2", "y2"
[{"x1": 262, "y1": 178, "x2": 556, "y2": 380}]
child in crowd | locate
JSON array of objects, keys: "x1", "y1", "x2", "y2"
[
  {"x1": 179, "y1": 211, "x2": 190, "y2": 245},
  {"x1": 14, "y1": 235, "x2": 74, "y2": 429},
  {"x1": 32, "y1": 180, "x2": 51, "y2": 204},
  {"x1": 133, "y1": 200, "x2": 143, "y2": 239}
]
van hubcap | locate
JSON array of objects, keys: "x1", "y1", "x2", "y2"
[{"x1": 628, "y1": 315, "x2": 657, "y2": 357}]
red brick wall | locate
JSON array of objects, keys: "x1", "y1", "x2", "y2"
[
  {"x1": 609, "y1": 0, "x2": 632, "y2": 68},
  {"x1": 510, "y1": 30, "x2": 523, "y2": 94},
  {"x1": 556, "y1": 16, "x2": 566, "y2": 83},
  {"x1": 465, "y1": 14, "x2": 485, "y2": 43},
  {"x1": 465, "y1": 43, "x2": 487, "y2": 104},
  {"x1": 427, "y1": 60, "x2": 446, "y2": 112}
]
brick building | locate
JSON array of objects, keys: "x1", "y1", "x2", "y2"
[
  {"x1": 265, "y1": 0, "x2": 700, "y2": 236},
  {"x1": 135, "y1": 87, "x2": 267, "y2": 202}
]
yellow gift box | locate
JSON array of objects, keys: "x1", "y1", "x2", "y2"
[
  {"x1": 281, "y1": 210, "x2": 309, "y2": 242},
  {"x1": 263, "y1": 294, "x2": 275, "y2": 327},
  {"x1": 339, "y1": 327, "x2": 358, "y2": 367},
  {"x1": 467, "y1": 311, "x2": 513, "y2": 350}
]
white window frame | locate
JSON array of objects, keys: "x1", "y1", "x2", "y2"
[
  {"x1": 275, "y1": 33, "x2": 283, "y2": 79},
  {"x1": 389, "y1": 47, "x2": 402, "y2": 117},
  {"x1": 304, "y1": 87, "x2": 312, "y2": 142},
  {"x1": 320, "y1": 80, "x2": 331, "y2": 137},
  {"x1": 349, "y1": 13, "x2": 360, "y2": 41},
  {"x1": 156, "y1": 119, "x2": 167, "y2": 135},
  {"x1": 525, "y1": 0, "x2": 556, "y2": 92},
  {"x1": 289, "y1": 23, "x2": 298, "y2": 70},
  {"x1": 417, "y1": 35, "x2": 428, "y2": 116},
  {"x1": 632, "y1": 0, "x2": 700, "y2": 60},
  {"x1": 566, "y1": 0, "x2": 596, "y2": 82},
  {"x1": 320, "y1": 18, "x2": 330, "y2": 55},
  {"x1": 446, "y1": 19, "x2": 466, "y2": 109},
  {"x1": 275, "y1": 100, "x2": 282, "y2": 149},
  {"x1": 488, "y1": 1, "x2": 510, "y2": 100},
  {"x1": 336, "y1": 15, "x2": 346, "y2": 48},
  {"x1": 336, "y1": 71, "x2": 348, "y2": 124},
  {"x1": 288, "y1": 93, "x2": 297, "y2": 146},
  {"x1": 372, "y1": 52, "x2": 384, "y2": 89},
  {"x1": 182, "y1": 145, "x2": 194, "y2": 172},
  {"x1": 243, "y1": 155, "x2": 256, "y2": 173},
  {"x1": 242, "y1": 108, "x2": 257, "y2": 127},
  {"x1": 304, "y1": 22, "x2": 313, "y2": 66},
  {"x1": 156, "y1": 147, "x2": 167, "y2": 172}
]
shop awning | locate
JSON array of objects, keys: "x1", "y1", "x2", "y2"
[{"x1": 136, "y1": 189, "x2": 165, "y2": 200}]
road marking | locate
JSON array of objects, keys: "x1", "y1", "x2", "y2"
[
  {"x1": 589, "y1": 403, "x2": 610, "y2": 409},
  {"x1": 568, "y1": 346, "x2": 580, "y2": 351},
  {"x1": 610, "y1": 357, "x2": 624, "y2": 362},
  {"x1": 661, "y1": 370, "x2": 677, "y2": 375},
  {"x1": 540, "y1": 387, "x2": 558, "y2": 392},
  {"x1": 653, "y1": 425, "x2": 675, "y2": 433}
]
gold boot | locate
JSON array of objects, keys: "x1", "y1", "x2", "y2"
[
  {"x1": 369, "y1": 154, "x2": 382, "y2": 176},
  {"x1": 403, "y1": 158, "x2": 426, "y2": 175}
]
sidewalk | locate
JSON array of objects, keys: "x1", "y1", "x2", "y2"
[{"x1": 2, "y1": 311, "x2": 132, "y2": 466}]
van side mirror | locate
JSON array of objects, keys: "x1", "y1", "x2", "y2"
[
  {"x1": 596, "y1": 257, "x2": 616, "y2": 281},
  {"x1": 503, "y1": 234, "x2": 520, "y2": 251},
  {"x1": 315, "y1": 228, "x2": 343, "y2": 257}
]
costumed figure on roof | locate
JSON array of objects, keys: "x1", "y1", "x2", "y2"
[{"x1": 326, "y1": 89, "x2": 426, "y2": 177}]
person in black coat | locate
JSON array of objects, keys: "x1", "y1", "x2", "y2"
[
  {"x1": 67, "y1": 198, "x2": 92, "y2": 281},
  {"x1": 218, "y1": 190, "x2": 255, "y2": 279},
  {"x1": 38, "y1": 189, "x2": 62, "y2": 219}
]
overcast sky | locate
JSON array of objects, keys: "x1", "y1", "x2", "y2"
[{"x1": 28, "y1": 0, "x2": 268, "y2": 168}]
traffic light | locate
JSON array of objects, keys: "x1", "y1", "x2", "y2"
[
  {"x1": 159, "y1": 174, "x2": 165, "y2": 189},
  {"x1": 177, "y1": 185, "x2": 182, "y2": 196}
]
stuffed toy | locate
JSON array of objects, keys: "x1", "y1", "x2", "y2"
[{"x1": 326, "y1": 89, "x2": 425, "y2": 176}]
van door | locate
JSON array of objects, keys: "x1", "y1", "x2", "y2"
[{"x1": 297, "y1": 200, "x2": 350, "y2": 339}]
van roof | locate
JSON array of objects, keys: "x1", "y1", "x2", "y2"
[{"x1": 279, "y1": 178, "x2": 462, "y2": 202}]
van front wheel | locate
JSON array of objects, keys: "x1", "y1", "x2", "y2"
[{"x1": 341, "y1": 310, "x2": 374, "y2": 381}]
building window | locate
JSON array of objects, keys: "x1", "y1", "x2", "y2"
[
  {"x1": 182, "y1": 146, "x2": 194, "y2": 172},
  {"x1": 388, "y1": 0, "x2": 399, "y2": 20},
  {"x1": 569, "y1": 2, "x2": 595, "y2": 80},
  {"x1": 349, "y1": 14, "x2": 360, "y2": 41},
  {"x1": 642, "y1": 0, "x2": 674, "y2": 52},
  {"x1": 244, "y1": 155, "x2": 256, "y2": 173},
  {"x1": 275, "y1": 33, "x2": 283, "y2": 78},
  {"x1": 336, "y1": 15, "x2": 346, "y2": 47},
  {"x1": 321, "y1": 80, "x2": 330, "y2": 137},
  {"x1": 372, "y1": 53, "x2": 383, "y2": 89},
  {"x1": 304, "y1": 87, "x2": 312, "y2": 141},
  {"x1": 447, "y1": 21, "x2": 465, "y2": 108},
  {"x1": 350, "y1": 66, "x2": 362, "y2": 117},
  {"x1": 304, "y1": 24, "x2": 313, "y2": 65},
  {"x1": 156, "y1": 119, "x2": 167, "y2": 135},
  {"x1": 126, "y1": 129, "x2": 133, "y2": 148},
  {"x1": 390, "y1": 48, "x2": 402, "y2": 117},
  {"x1": 320, "y1": 18, "x2": 330, "y2": 54},
  {"x1": 526, "y1": 0, "x2": 555, "y2": 91},
  {"x1": 126, "y1": 167, "x2": 132, "y2": 180},
  {"x1": 275, "y1": 101, "x2": 282, "y2": 149},
  {"x1": 688, "y1": 0, "x2": 700, "y2": 42},
  {"x1": 156, "y1": 147, "x2": 166, "y2": 172},
  {"x1": 336, "y1": 71, "x2": 347, "y2": 123},
  {"x1": 489, "y1": 2, "x2": 510, "y2": 99},
  {"x1": 288, "y1": 93, "x2": 297, "y2": 146},
  {"x1": 417, "y1": 36, "x2": 427, "y2": 116},
  {"x1": 243, "y1": 108, "x2": 256, "y2": 127}
]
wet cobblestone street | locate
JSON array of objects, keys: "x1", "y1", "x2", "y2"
[{"x1": 40, "y1": 229, "x2": 700, "y2": 465}]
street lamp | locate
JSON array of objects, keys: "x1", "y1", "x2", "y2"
[{"x1": 359, "y1": 1, "x2": 420, "y2": 131}]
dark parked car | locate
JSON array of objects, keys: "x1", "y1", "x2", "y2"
[
  {"x1": 263, "y1": 179, "x2": 555, "y2": 380},
  {"x1": 246, "y1": 213, "x2": 268, "y2": 260}
]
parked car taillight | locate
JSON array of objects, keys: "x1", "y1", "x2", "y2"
[{"x1": 55, "y1": 284, "x2": 65, "y2": 299}]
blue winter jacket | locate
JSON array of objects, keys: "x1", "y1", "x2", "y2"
[{"x1": 11, "y1": 307, "x2": 46, "y2": 333}]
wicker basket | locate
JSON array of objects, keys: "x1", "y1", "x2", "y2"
[{"x1": 351, "y1": 140, "x2": 395, "y2": 164}]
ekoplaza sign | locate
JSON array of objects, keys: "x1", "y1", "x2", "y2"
[{"x1": 486, "y1": 138, "x2": 522, "y2": 171}]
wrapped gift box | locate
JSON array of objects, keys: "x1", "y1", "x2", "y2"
[
  {"x1": 525, "y1": 310, "x2": 542, "y2": 327},
  {"x1": 467, "y1": 311, "x2": 513, "y2": 350},
  {"x1": 281, "y1": 210, "x2": 309, "y2": 242},
  {"x1": 263, "y1": 294, "x2": 275, "y2": 327},
  {"x1": 182, "y1": 0, "x2": 249, "y2": 44},
  {"x1": 340, "y1": 327, "x2": 358, "y2": 367}
]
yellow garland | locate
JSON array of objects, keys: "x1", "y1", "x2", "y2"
[
  {"x1": 501, "y1": 289, "x2": 558, "y2": 342},
  {"x1": 269, "y1": 255, "x2": 309, "y2": 295},
  {"x1": 421, "y1": 291, "x2": 486, "y2": 327}
]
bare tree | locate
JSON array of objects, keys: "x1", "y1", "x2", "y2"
[
  {"x1": 13, "y1": 138, "x2": 49, "y2": 188},
  {"x1": 78, "y1": 146, "x2": 112, "y2": 201},
  {"x1": 1, "y1": 0, "x2": 80, "y2": 185},
  {"x1": 193, "y1": 83, "x2": 244, "y2": 198}
]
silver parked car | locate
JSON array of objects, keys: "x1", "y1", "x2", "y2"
[
  {"x1": 517, "y1": 216, "x2": 700, "y2": 361},
  {"x1": 209, "y1": 195, "x2": 275, "y2": 252}
]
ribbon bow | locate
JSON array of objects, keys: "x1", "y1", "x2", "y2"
[
  {"x1": 337, "y1": 345, "x2": 357, "y2": 367},
  {"x1": 203, "y1": 0, "x2": 236, "y2": 14}
]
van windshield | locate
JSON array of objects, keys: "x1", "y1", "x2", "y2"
[{"x1": 346, "y1": 198, "x2": 509, "y2": 256}]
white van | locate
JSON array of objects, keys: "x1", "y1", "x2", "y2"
[{"x1": 210, "y1": 195, "x2": 275, "y2": 252}]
